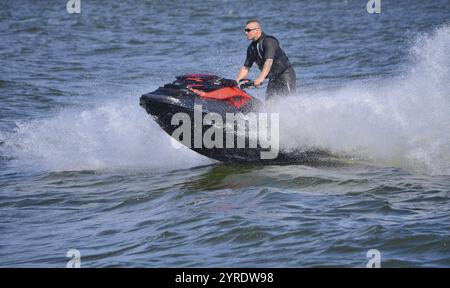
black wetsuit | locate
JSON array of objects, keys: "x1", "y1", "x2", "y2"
[{"x1": 244, "y1": 33, "x2": 296, "y2": 99}]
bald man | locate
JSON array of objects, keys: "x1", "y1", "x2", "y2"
[{"x1": 236, "y1": 19, "x2": 296, "y2": 100}]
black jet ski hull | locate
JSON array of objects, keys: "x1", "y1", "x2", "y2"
[
  {"x1": 140, "y1": 75, "x2": 334, "y2": 165},
  {"x1": 140, "y1": 91, "x2": 268, "y2": 163}
]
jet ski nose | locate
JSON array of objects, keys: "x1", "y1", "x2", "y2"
[
  {"x1": 139, "y1": 92, "x2": 161, "y2": 111},
  {"x1": 139, "y1": 93, "x2": 154, "y2": 109},
  {"x1": 139, "y1": 96, "x2": 146, "y2": 107}
]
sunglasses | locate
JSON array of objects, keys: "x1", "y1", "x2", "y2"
[{"x1": 244, "y1": 28, "x2": 258, "y2": 33}]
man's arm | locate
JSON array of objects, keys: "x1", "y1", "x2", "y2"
[
  {"x1": 254, "y1": 58, "x2": 273, "y2": 86},
  {"x1": 236, "y1": 66, "x2": 250, "y2": 83},
  {"x1": 254, "y1": 37, "x2": 278, "y2": 86}
]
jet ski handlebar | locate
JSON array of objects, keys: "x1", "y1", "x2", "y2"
[{"x1": 238, "y1": 79, "x2": 255, "y2": 89}]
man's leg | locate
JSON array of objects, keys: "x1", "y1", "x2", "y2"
[
  {"x1": 265, "y1": 67, "x2": 296, "y2": 101},
  {"x1": 283, "y1": 67, "x2": 296, "y2": 94},
  {"x1": 265, "y1": 78, "x2": 279, "y2": 100}
]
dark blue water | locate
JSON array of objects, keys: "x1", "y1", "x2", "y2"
[{"x1": 1, "y1": 0, "x2": 449, "y2": 267}]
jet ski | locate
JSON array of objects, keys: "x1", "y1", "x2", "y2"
[{"x1": 139, "y1": 74, "x2": 332, "y2": 164}]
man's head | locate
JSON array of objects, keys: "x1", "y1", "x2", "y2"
[{"x1": 244, "y1": 19, "x2": 262, "y2": 41}]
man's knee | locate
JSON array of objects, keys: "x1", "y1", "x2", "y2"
[
  {"x1": 265, "y1": 69, "x2": 296, "y2": 99},
  {"x1": 285, "y1": 68, "x2": 296, "y2": 93}
]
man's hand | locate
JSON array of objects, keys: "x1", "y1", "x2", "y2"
[
  {"x1": 236, "y1": 67, "x2": 250, "y2": 84},
  {"x1": 254, "y1": 78, "x2": 264, "y2": 87}
]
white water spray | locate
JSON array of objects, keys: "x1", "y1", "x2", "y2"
[
  {"x1": 269, "y1": 25, "x2": 450, "y2": 174},
  {"x1": 0, "y1": 98, "x2": 210, "y2": 172}
]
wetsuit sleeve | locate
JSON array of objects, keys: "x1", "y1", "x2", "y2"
[
  {"x1": 243, "y1": 45, "x2": 254, "y2": 68},
  {"x1": 263, "y1": 37, "x2": 278, "y2": 59}
]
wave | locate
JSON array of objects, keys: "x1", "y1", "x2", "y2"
[
  {"x1": 268, "y1": 25, "x2": 450, "y2": 174},
  {"x1": 0, "y1": 97, "x2": 210, "y2": 172}
]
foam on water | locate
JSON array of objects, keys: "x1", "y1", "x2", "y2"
[
  {"x1": 267, "y1": 25, "x2": 450, "y2": 174},
  {"x1": 0, "y1": 96, "x2": 210, "y2": 172}
]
